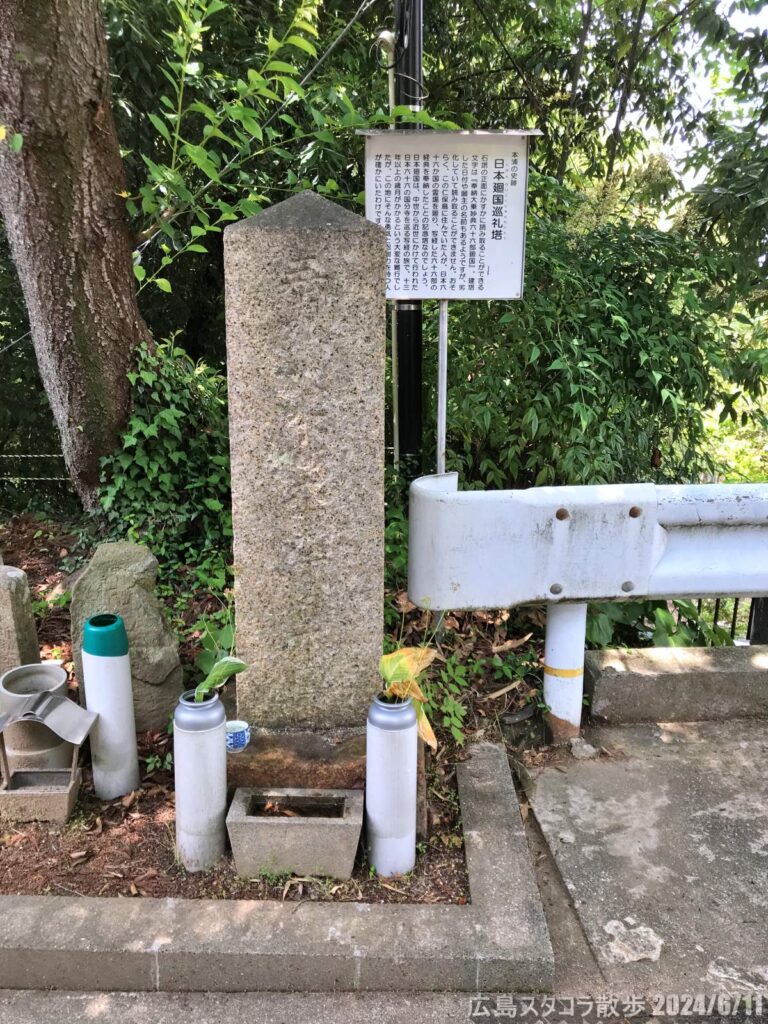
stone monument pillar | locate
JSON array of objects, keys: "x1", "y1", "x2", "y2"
[
  {"x1": 0, "y1": 566, "x2": 39, "y2": 676},
  {"x1": 224, "y1": 191, "x2": 387, "y2": 730}
]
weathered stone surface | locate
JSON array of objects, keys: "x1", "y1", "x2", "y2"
[
  {"x1": 71, "y1": 542, "x2": 182, "y2": 731},
  {"x1": 226, "y1": 787, "x2": 364, "y2": 878},
  {"x1": 0, "y1": 743, "x2": 553, "y2": 993},
  {"x1": 528, "y1": 719, "x2": 768, "y2": 994},
  {"x1": 224, "y1": 191, "x2": 387, "y2": 730},
  {"x1": 0, "y1": 567, "x2": 39, "y2": 677},
  {"x1": 585, "y1": 645, "x2": 768, "y2": 724},
  {"x1": 0, "y1": 768, "x2": 80, "y2": 824}
]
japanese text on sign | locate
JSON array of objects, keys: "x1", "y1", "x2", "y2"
[{"x1": 363, "y1": 132, "x2": 532, "y2": 301}]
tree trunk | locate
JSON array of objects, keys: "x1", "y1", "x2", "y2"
[
  {"x1": 606, "y1": 0, "x2": 648, "y2": 179},
  {"x1": 0, "y1": 0, "x2": 149, "y2": 507},
  {"x1": 556, "y1": 0, "x2": 594, "y2": 183}
]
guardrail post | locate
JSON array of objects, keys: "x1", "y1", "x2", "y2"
[{"x1": 543, "y1": 602, "x2": 588, "y2": 744}]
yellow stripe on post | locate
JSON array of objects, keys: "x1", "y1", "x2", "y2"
[{"x1": 543, "y1": 664, "x2": 584, "y2": 678}]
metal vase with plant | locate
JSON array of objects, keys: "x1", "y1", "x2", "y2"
[
  {"x1": 366, "y1": 647, "x2": 437, "y2": 877},
  {"x1": 174, "y1": 655, "x2": 248, "y2": 872}
]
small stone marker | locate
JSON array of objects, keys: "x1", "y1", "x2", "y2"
[
  {"x1": 71, "y1": 542, "x2": 183, "y2": 731},
  {"x1": 224, "y1": 191, "x2": 387, "y2": 729},
  {"x1": 0, "y1": 566, "x2": 39, "y2": 676}
]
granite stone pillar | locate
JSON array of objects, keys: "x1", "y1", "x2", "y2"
[
  {"x1": 0, "y1": 566, "x2": 39, "y2": 676},
  {"x1": 224, "y1": 191, "x2": 386, "y2": 729}
]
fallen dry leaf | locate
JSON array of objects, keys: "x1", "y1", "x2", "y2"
[
  {"x1": 481, "y1": 680, "x2": 522, "y2": 701},
  {"x1": 379, "y1": 881, "x2": 409, "y2": 896},
  {"x1": 491, "y1": 632, "x2": 533, "y2": 654},
  {"x1": 69, "y1": 850, "x2": 88, "y2": 863},
  {"x1": 121, "y1": 791, "x2": 137, "y2": 809}
]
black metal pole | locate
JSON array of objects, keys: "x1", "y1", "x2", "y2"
[
  {"x1": 748, "y1": 598, "x2": 768, "y2": 644},
  {"x1": 394, "y1": 0, "x2": 423, "y2": 471}
]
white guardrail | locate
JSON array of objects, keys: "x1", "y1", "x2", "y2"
[{"x1": 408, "y1": 473, "x2": 768, "y2": 742}]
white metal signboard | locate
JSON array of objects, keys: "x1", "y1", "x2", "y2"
[{"x1": 361, "y1": 130, "x2": 538, "y2": 301}]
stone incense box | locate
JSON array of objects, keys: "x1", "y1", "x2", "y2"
[{"x1": 226, "y1": 786, "x2": 364, "y2": 879}]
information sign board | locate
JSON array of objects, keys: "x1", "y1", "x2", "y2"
[{"x1": 361, "y1": 130, "x2": 539, "y2": 300}]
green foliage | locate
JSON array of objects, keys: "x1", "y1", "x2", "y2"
[
  {"x1": 99, "y1": 340, "x2": 231, "y2": 593},
  {"x1": 587, "y1": 599, "x2": 732, "y2": 648},
  {"x1": 384, "y1": 477, "x2": 409, "y2": 585},
  {"x1": 194, "y1": 604, "x2": 235, "y2": 677},
  {"x1": 424, "y1": 655, "x2": 470, "y2": 746},
  {"x1": 704, "y1": 402, "x2": 768, "y2": 483},
  {"x1": 146, "y1": 751, "x2": 173, "y2": 773},
  {"x1": 30, "y1": 591, "x2": 71, "y2": 621},
  {"x1": 194, "y1": 654, "x2": 248, "y2": 702},
  {"x1": 427, "y1": 173, "x2": 762, "y2": 489},
  {"x1": 0, "y1": 230, "x2": 69, "y2": 515}
]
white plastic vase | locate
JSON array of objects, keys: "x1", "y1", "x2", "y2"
[
  {"x1": 365, "y1": 694, "x2": 417, "y2": 877},
  {"x1": 81, "y1": 613, "x2": 140, "y2": 800}
]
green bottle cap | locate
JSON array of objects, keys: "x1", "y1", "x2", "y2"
[{"x1": 82, "y1": 613, "x2": 129, "y2": 657}]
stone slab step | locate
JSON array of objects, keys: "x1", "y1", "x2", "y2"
[{"x1": 585, "y1": 645, "x2": 768, "y2": 724}]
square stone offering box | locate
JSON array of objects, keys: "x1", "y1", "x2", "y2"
[
  {"x1": 0, "y1": 767, "x2": 80, "y2": 824},
  {"x1": 0, "y1": 744, "x2": 553, "y2": 993},
  {"x1": 226, "y1": 786, "x2": 364, "y2": 879}
]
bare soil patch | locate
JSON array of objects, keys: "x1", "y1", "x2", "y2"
[{"x1": 0, "y1": 741, "x2": 468, "y2": 904}]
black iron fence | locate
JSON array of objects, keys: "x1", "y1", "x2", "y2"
[{"x1": 696, "y1": 596, "x2": 767, "y2": 644}]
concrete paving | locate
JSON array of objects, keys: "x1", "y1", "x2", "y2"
[
  {"x1": 0, "y1": 991, "x2": 481, "y2": 1024},
  {"x1": 527, "y1": 718, "x2": 768, "y2": 996},
  {"x1": 0, "y1": 991, "x2": 477, "y2": 1024}
]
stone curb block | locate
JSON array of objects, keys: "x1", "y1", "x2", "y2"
[
  {"x1": 586, "y1": 645, "x2": 768, "y2": 724},
  {"x1": 0, "y1": 743, "x2": 553, "y2": 993}
]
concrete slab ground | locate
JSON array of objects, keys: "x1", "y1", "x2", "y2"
[
  {"x1": 0, "y1": 743, "x2": 553, "y2": 993},
  {"x1": 527, "y1": 718, "x2": 768, "y2": 996}
]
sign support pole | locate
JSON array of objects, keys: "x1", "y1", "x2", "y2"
[
  {"x1": 376, "y1": 29, "x2": 400, "y2": 467},
  {"x1": 437, "y1": 299, "x2": 448, "y2": 474},
  {"x1": 394, "y1": 0, "x2": 424, "y2": 472}
]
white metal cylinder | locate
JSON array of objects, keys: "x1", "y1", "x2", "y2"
[
  {"x1": 543, "y1": 601, "x2": 588, "y2": 744},
  {"x1": 174, "y1": 690, "x2": 227, "y2": 872},
  {"x1": 81, "y1": 614, "x2": 140, "y2": 800},
  {"x1": 366, "y1": 696, "x2": 418, "y2": 877}
]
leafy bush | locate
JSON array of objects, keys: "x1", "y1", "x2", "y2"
[
  {"x1": 587, "y1": 599, "x2": 732, "y2": 648},
  {"x1": 423, "y1": 174, "x2": 761, "y2": 490},
  {"x1": 99, "y1": 341, "x2": 231, "y2": 593}
]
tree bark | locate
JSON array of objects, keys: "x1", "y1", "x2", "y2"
[
  {"x1": 0, "y1": 0, "x2": 149, "y2": 507},
  {"x1": 606, "y1": 0, "x2": 649, "y2": 179},
  {"x1": 556, "y1": 0, "x2": 594, "y2": 183}
]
